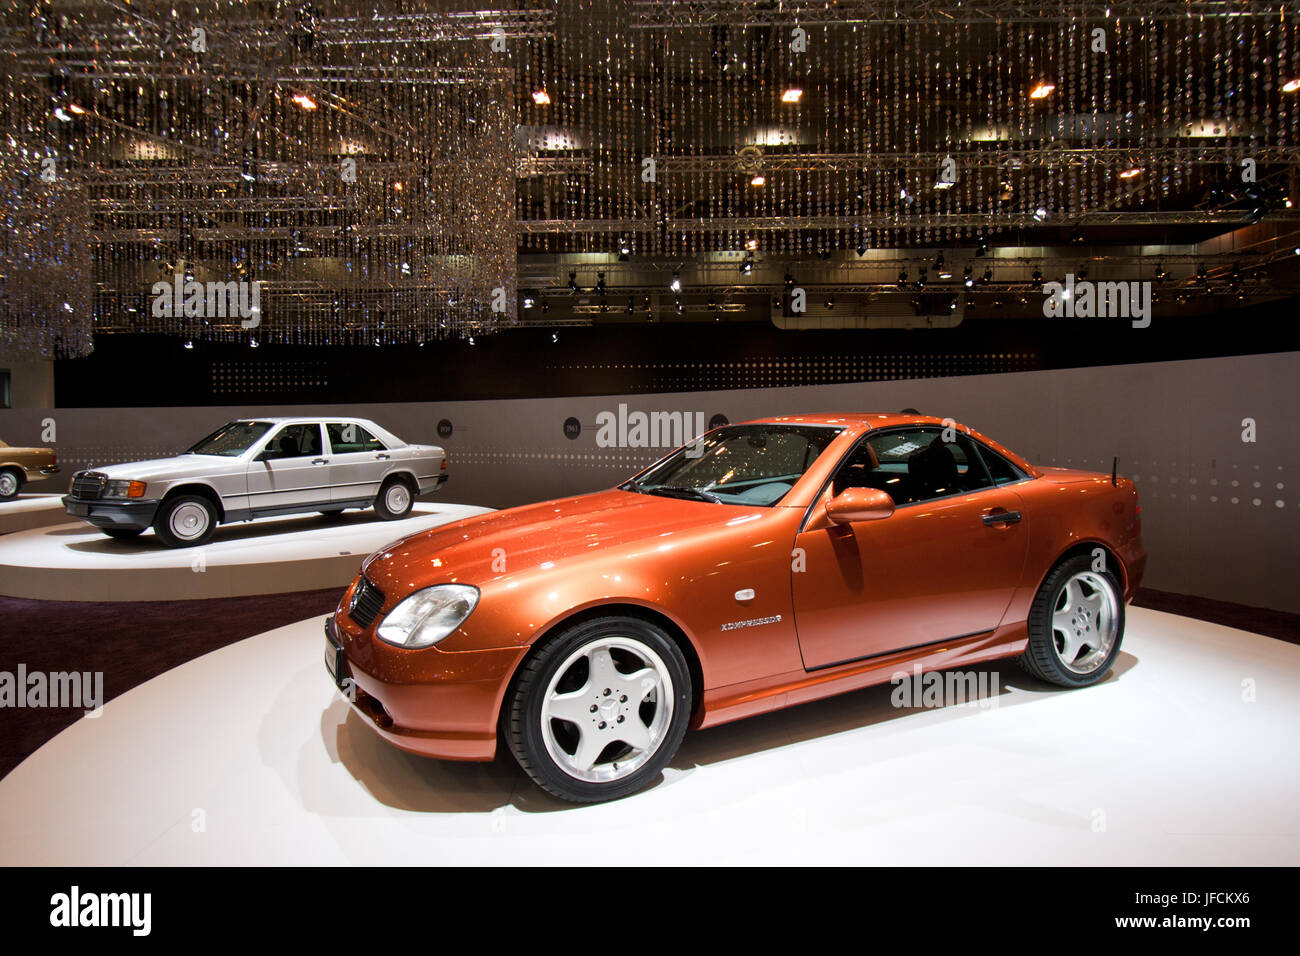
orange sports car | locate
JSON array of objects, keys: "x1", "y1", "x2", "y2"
[{"x1": 326, "y1": 413, "x2": 1146, "y2": 802}]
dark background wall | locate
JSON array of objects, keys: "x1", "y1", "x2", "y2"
[{"x1": 50, "y1": 301, "x2": 1300, "y2": 406}]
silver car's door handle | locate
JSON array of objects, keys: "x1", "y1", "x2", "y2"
[
  {"x1": 312, "y1": 457, "x2": 329, "y2": 465},
  {"x1": 375, "y1": 453, "x2": 391, "y2": 460}
]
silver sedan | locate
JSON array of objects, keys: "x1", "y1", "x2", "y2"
[{"x1": 63, "y1": 417, "x2": 447, "y2": 547}]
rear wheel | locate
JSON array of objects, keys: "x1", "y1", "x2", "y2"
[
  {"x1": 506, "y1": 616, "x2": 692, "y2": 803},
  {"x1": 1019, "y1": 554, "x2": 1124, "y2": 687},
  {"x1": 153, "y1": 494, "x2": 217, "y2": 548},
  {"x1": 373, "y1": 477, "x2": 414, "y2": 520},
  {"x1": 0, "y1": 468, "x2": 21, "y2": 500}
]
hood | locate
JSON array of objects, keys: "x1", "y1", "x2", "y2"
[
  {"x1": 86, "y1": 454, "x2": 237, "y2": 481},
  {"x1": 362, "y1": 488, "x2": 774, "y2": 593}
]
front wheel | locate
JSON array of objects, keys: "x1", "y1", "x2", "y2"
[
  {"x1": 153, "y1": 494, "x2": 217, "y2": 548},
  {"x1": 506, "y1": 616, "x2": 692, "y2": 803},
  {"x1": 0, "y1": 468, "x2": 22, "y2": 500},
  {"x1": 1019, "y1": 554, "x2": 1125, "y2": 687}
]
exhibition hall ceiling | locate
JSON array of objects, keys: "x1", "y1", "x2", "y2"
[{"x1": 1, "y1": 0, "x2": 1298, "y2": 356}]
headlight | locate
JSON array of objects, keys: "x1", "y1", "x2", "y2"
[
  {"x1": 104, "y1": 480, "x2": 147, "y2": 499},
  {"x1": 375, "y1": 584, "x2": 479, "y2": 649}
]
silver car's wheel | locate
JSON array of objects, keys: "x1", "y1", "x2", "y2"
[
  {"x1": 169, "y1": 502, "x2": 210, "y2": 541},
  {"x1": 507, "y1": 616, "x2": 692, "y2": 803},
  {"x1": 153, "y1": 494, "x2": 218, "y2": 548},
  {"x1": 1050, "y1": 570, "x2": 1120, "y2": 674},
  {"x1": 0, "y1": 469, "x2": 20, "y2": 500},
  {"x1": 385, "y1": 483, "x2": 410, "y2": 514},
  {"x1": 540, "y1": 637, "x2": 675, "y2": 783},
  {"x1": 374, "y1": 477, "x2": 414, "y2": 520}
]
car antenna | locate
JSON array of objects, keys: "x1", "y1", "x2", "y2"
[{"x1": 1111, "y1": 456, "x2": 1119, "y2": 487}]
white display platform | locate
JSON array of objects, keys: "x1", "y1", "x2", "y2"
[
  {"x1": 0, "y1": 503, "x2": 492, "y2": 601},
  {"x1": 1, "y1": 607, "x2": 1296, "y2": 865},
  {"x1": 0, "y1": 493, "x2": 68, "y2": 536}
]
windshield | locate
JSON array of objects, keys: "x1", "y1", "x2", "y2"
[
  {"x1": 624, "y1": 424, "x2": 843, "y2": 506},
  {"x1": 187, "y1": 421, "x2": 273, "y2": 457}
]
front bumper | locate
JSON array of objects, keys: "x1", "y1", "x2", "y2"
[
  {"x1": 62, "y1": 496, "x2": 160, "y2": 531},
  {"x1": 324, "y1": 612, "x2": 523, "y2": 762}
]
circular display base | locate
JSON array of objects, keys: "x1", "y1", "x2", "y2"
[
  {"x1": 0, "y1": 502, "x2": 492, "y2": 602},
  {"x1": 1, "y1": 607, "x2": 1296, "y2": 864},
  {"x1": 0, "y1": 494, "x2": 69, "y2": 536}
]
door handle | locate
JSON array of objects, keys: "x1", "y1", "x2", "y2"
[
  {"x1": 374, "y1": 453, "x2": 390, "y2": 460},
  {"x1": 982, "y1": 509, "x2": 1022, "y2": 526},
  {"x1": 312, "y1": 457, "x2": 329, "y2": 465}
]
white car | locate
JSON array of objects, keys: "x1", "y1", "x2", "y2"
[{"x1": 63, "y1": 417, "x2": 447, "y2": 547}]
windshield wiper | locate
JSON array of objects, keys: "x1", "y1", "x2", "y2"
[{"x1": 644, "y1": 485, "x2": 722, "y2": 504}]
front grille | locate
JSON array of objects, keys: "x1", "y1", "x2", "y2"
[
  {"x1": 71, "y1": 471, "x2": 108, "y2": 501},
  {"x1": 349, "y1": 576, "x2": 385, "y2": 628}
]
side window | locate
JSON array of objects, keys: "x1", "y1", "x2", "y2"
[
  {"x1": 843, "y1": 428, "x2": 992, "y2": 505},
  {"x1": 328, "y1": 422, "x2": 385, "y2": 454},
  {"x1": 262, "y1": 424, "x2": 322, "y2": 460},
  {"x1": 974, "y1": 442, "x2": 1027, "y2": 485}
]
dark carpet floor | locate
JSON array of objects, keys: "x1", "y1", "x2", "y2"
[
  {"x1": 0, "y1": 585, "x2": 1295, "y2": 782},
  {"x1": 0, "y1": 587, "x2": 341, "y2": 780}
]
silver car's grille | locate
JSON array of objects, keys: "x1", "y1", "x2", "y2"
[
  {"x1": 349, "y1": 576, "x2": 386, "y2": 629},
  {"x1": 71, "y1": 471, "x2": 108, "y2": 501}
]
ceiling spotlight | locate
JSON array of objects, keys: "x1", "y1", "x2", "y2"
[
  {"x1": 1032, "y1": 207, "x2": 1048, "y2": 221},
  {"x1": 291, "y1": 93, "x2": 318, "y2": 111},
  {"x1": 551, "y1": 332, "x2": 558, "y2": 343},
  {"x1": 936, "y1": 257, "x2": 952, "y2": 279},
  {"x1": 670, "y1": 271, "x2": 682, "y2": 292},
  {"x1": 249, "y1": 337, "x2": 260, "y2": 349},
  {"x1": 781, "y1": 87, "x2": 803, "y2": 103},
  {"x1": 468, "y1": 336, "x2": 475, "y2": 345},
  {"x1": 1031, "y1": 268, "x2": 1043, "y2": 289},
  {"x1": 899, "y1": 186, "x2": 910, "y2": 201},
  {"x1": 745, "y1": 238, "x2": 759, "y2": 251},
  {"x1": 1070, "y1": 227, "x2": 1085, "y2": 244},
  {"x1": 1029, "y1": 81, "x2": 1056, "y2": 100},
  {"x1": 1195, "y1": 264, "x2": 1208, "y2": 283},
  {"x1": 949, "y1": 296, "x2": 959, "y2": 312},
  {"x1": 619, "y1": 239, "x2": 631, "y2": 260},
  {"x1": 53, "y1": 106, "x2": 72, "y2": 122},
  {"x1": 183, "y1": 339, "x2": 194, "y2": 350},
  {"x1": 856, "y1": 242, "x2": 867, "y2": 256},
  {"x1": 1119, "y1": 166, "x2": 1143, "y2": 179},
  {"x1": 676, "y1": 299, "x2": 684, "y2": 314},
  {"x1": 1282, "y1": 78, "x2": 1300, "y2": 93},
  {"x1": 784, "y1": 273, "x2": 795, "y2": 290},
  {"x1": 976, "y1": 237, "x2": 988, "y2": 256},
  {"x1": 522, "y1": 295, "x2": 535, "y2": 309},
  {"x1": 596, "y1": 272, "x2": 606, "y2": 295},
  {"x1": 1154, "y1": 264, "x2": 1167, "y2": 283},
  {"x1": 963, "y1": 266, "x2": 975, "y2": 288},
  {"x1": 934, "y1": 179, "x2": 955, "y2": 191},
  {"x1": 824, "y1": 296, "x2": 835, "y2": 310},
  {"x1": 626, "y1": 297, "x2": 635, "y2": 314},
  {"x1": 66, "y1": 103, "x2": 86, "y2": 116},
  {"x1": 740, "y1": 256, "x2": 753, "y2": 275},
  {"x1": 914, "y1": 267, "x2": 928, "y2": 290},
  {"x1": 1076, "y1": 266, "x2": 1088, "y2": 281},
  {"x1": 897, "y1": 270, "x2": 908, "y2": 290},
  {"x1": 568, "y1": 271, "x2": 578, "y2": 293},
  {"x1": 532, "y1": 89, "x2": 551, "y2": 105},
  {"x1": 750, "y1": 174, "x2": 766, "y2": 187},
  {"x1": 981, "y1": 268, "x2": 993, "y2": 284}
]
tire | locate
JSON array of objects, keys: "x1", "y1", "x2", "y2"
[
  {"x1": 1018, "y1": 554, "x2": 1125, "y2": 687},
  {"x1": 102, "y1": 527, "x2": 145, "y2": 540},
  {"x1": 373, "y1": 476, "x2": 414, "y2": 520},
  {"x1": 506, "y1": 616, "x2": 692, "y2": 803},
  {"x1": 153, "y1": 494, "x2": 217, "y2": 548},
  {"x1": 0, "y1": 468, "x2": 22, "y2": 501}
]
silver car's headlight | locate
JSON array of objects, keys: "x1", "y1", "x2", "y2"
[{"x1": 375, "y1": 584, "x2": 479, "y2": 649}]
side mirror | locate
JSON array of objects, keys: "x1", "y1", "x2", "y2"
[{"x1": 826, "y1": 487, "x2": 895, "y2": 525}]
